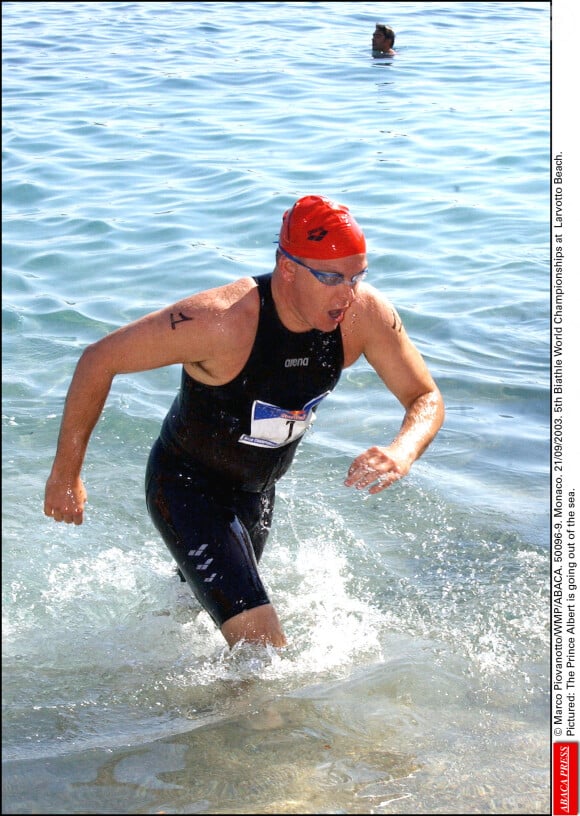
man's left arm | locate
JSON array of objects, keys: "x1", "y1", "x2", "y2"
[{"x1": 344, "y1": 292, "x2": 445, "y2": 494}]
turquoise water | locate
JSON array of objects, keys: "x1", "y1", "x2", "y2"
[{"x1": 3, "y1": 2, "x2": 552, "y2": 813}]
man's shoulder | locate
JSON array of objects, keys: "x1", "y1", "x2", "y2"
[
  {"x1": 354, "y1": 282, "x2": 393, "y2": 313},
  {"x1": 190, "y1": 277, "x2": 260, "y2": 341},
  {"x1": 204, "y1": 274, "x2": 257, "y2": 298},
  {"x1": 344, "y1": 282, "x2": 402, "y2": 333},
  {"x1": 340, "y1": 284, "x2": 394, "y2": 364},
  {"x1": 181, "y1": 276, "x2": 258, "y2": 313}
]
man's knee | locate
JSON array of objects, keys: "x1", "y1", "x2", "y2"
[{"x1": 220, "y1": 603, "x2": 287, "y2": 648}]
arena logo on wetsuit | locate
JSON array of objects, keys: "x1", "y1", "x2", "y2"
[{"x1": 239, "y1": 391, "x2": 330, "y2": 448}]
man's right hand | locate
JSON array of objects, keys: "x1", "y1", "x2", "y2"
[{"x1": 44, "y1": 475, "x2": 87, "y2": 525}]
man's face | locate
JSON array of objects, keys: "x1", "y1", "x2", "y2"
[
  {"x1": 373, "y1": 29, "x2": 392, "y2": 51},
  {"x1": 285, "y1": 253, "x2": 368, "y2": 333}
]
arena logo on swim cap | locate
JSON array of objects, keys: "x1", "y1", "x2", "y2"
[{"x1": 307, "y1": 228, "x2": 328, "y2": 242}]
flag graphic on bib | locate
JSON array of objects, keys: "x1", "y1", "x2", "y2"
[{"x1": 239, "y1": 391, "x2": 329, "y2": 449}]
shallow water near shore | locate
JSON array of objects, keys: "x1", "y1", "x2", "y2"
[{"x1": 3, "y1": 2, "x2": 551, "y2": 813}]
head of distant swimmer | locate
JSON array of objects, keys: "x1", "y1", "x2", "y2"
[{"x1": 372, "y1": 24, "x2": 395, "y2": 52}]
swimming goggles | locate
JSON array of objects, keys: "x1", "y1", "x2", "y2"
[{"x1": 277, "y1": 245, "x2": 368, "y2": 288}]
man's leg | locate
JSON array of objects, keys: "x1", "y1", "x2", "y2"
[
  {"x1": 146, "y1": 440, "x2": 284, "y2": 647},
  {"x1": 221, "y1": 603, "x2": 286, "y2": 648}
]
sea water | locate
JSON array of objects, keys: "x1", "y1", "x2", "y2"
[{"x1": 3, "y1": 2, "x2": 552, "y2": 813}]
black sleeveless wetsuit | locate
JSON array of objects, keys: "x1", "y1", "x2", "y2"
[{"x1": 145, "y1": 273, "x2": 344, "y2": 627}]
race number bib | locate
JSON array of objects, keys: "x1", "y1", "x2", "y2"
[{"x1": 238, "y1": 391, "x2": 329, "y2": 449}]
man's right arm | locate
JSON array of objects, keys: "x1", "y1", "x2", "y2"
[
  {"x1": 44, "y1": 278, "x2": 259, "y2": 525},
  {"x1": 44, "y1": 298, "x2": 208, "y2": 524},
  {"x1": 44, "y1": 342, "x2": 116, "y2": 524}
]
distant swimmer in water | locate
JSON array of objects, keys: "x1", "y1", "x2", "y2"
[
  {"x1": 372, "y1": 24, "x2": 397, "y2": 57},
  {"x1": 44, "y1": 195, "x2": 444, "y2": 649}
]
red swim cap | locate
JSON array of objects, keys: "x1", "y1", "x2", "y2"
[{"x1": 279, "y1": 195, "x2": 366, "y2": 260}]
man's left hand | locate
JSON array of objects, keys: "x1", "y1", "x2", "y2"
[{"x1": 344, "y1": 446, "x2": 409, "y2": 494}]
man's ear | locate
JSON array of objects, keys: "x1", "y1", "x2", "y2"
[{"x1": 278, "y1": 253, "x2": 296, "y2": 282}]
